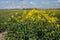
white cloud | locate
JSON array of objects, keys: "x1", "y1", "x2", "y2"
[{"x1": 30, "y1": 1, "x2": 36, "y2": 5}]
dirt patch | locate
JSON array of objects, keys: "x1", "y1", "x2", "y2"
[{"x1": 0, "y1": 31, "x2": 7, "y2": 40}]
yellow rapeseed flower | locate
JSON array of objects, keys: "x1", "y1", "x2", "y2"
[
  {"x1": 11, "y1": 15, "x2": 14, "y2": 18},
  {"x1": 49, "y1": 31, "x2": 54, "y2": 36},
  {"x1": 17, "y1": 20, "x2": 19, "y2": 22},
  {"x1": 56, "y1": 24, "x2": 60, "y2": 28},
  {"x1": 52, "y1": 13, "x2": 56, "y2": 16},
  {"x1": 4, "y1": 22, "x2": 7, "y2": 24},
  {"x1": 51, "y1": 31, "x2": 55, "y2": 34},
  {"x1": 16, "y1": 12, "x2": 18, "y2": 15},
  {"x1": 26, "y1": 16, "x2": 28, "y2": 19},
  {"x1": 28, "y1": 13, "x2": 32, "y2": 16},
  {"x1": 43, "y1": 11, "x2": 46, "y2": 13},
  {"x1": 48, "y1": 17, "x2": 58, "y2": 23},
  {"x1": 44, "y1": 29, "x2": 47, "y2": 32},
  {"x1": 57, "y1": 24, "x2": 60, "y2": 27},
  {"x1": 31, "y1": 17, "x2": 35, "y2": 21},
  {"x1": 51, "y1": 17, "x2": 56, "y2": 23},
  {"x1": 37, "y1": 16, "x2": 41, "y2": 21},
  {"x1": 8, "y1": 17, "x2": 11, "y2": 21},
  {"x1": 41, "y1": 18, "x2": 45, "y2": 21},
  {"x1": 23, "y1": 10, "x2": 27, "y2": 14}
]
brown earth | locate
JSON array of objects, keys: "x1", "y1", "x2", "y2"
[{"x1": 0, "y1": 31, "x2": 7, "y2": 40}]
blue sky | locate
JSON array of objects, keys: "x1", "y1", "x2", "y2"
[{"x1": 0, "y1": 0, "x2": 60, "y2": 9}]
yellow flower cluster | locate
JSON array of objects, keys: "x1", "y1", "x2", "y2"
[
  {"x1": 48, "y1": 17, "x2": 58, "y2": 23},
  {"x1": 25, "y1": 9, "x2": 58, "y2": 23},
  {"x1": 7, "y1": 9, "x2": 59, "y2": 24},
  {"x1": 16, "y1": 12, "x2": 18, "y2": 15}
]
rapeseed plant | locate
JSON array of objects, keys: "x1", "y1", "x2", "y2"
[
  {"x1": 0, "y1": 9, "x2": 59, "y2": 40},
  {"x1": 4, "y1": 22, "x2": 7, "y2": 24},
  {"x1": 16, "y1": 12, "x2": 18, "y2": 15},
  {"x1": 11, "y1": 15, "x2": 14, "y2": 18}
]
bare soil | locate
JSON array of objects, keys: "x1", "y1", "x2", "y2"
[{"x1": 0, "y1": 31, "x2": 7, "y2": 40}]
